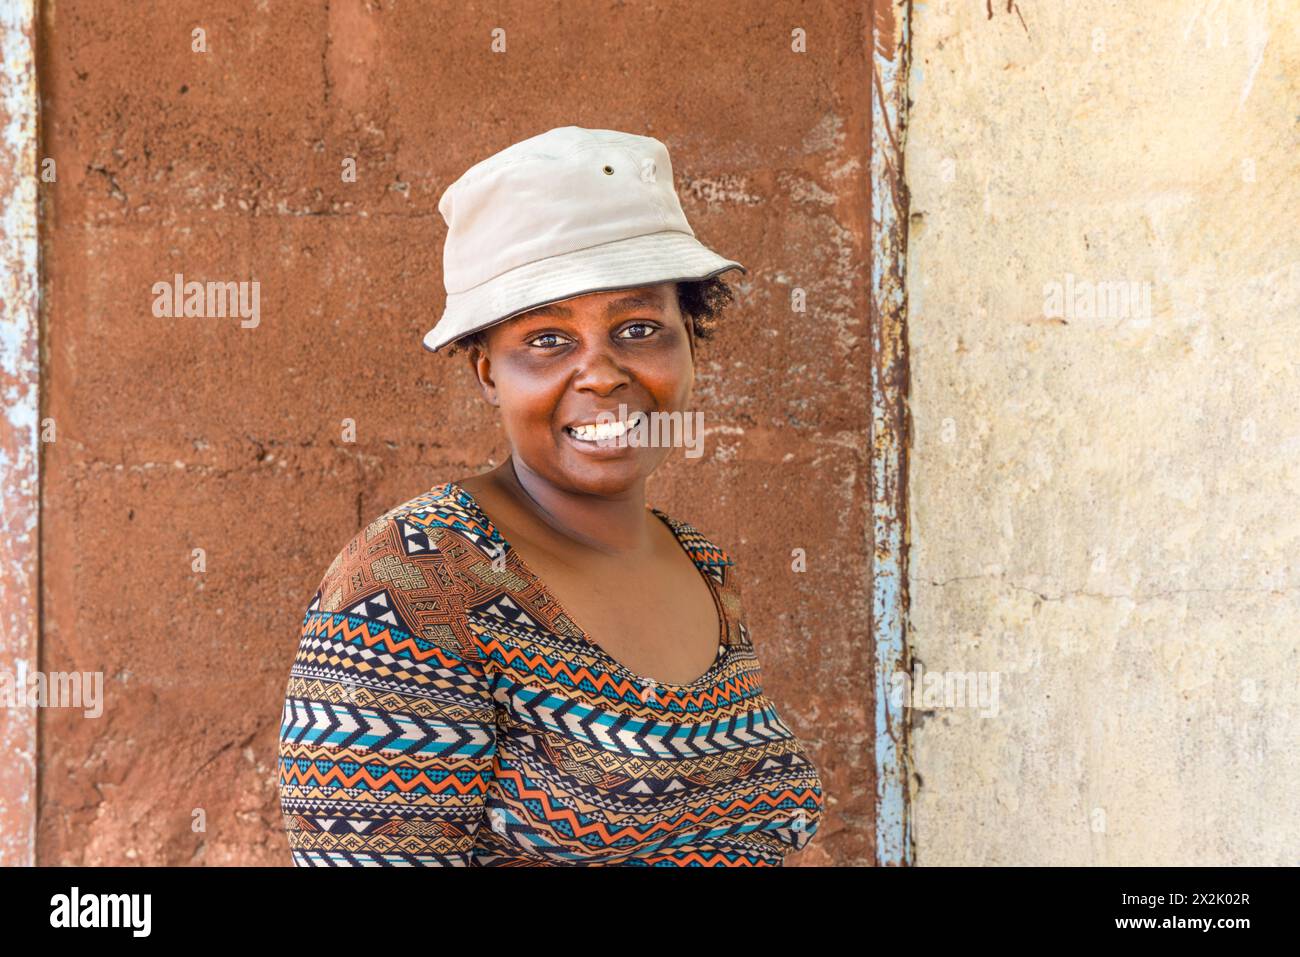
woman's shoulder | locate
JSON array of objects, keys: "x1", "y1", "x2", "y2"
[
  {"x1": 649, "y1": 505, "x2": 736, "y2": 580},
  {"x1": 304, "y1": 481, "x2": 495, "y2": 660},
  {"x1": 649, "y1": 505, "x2": 751, "y2": 646}
]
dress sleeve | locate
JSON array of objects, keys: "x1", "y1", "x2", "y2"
[{"x1": 277, "y1": 516, "x2": 497, "y2": 866}]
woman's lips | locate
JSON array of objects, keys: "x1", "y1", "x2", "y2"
[
  {"x1": 563, "y1": 410, "x2": 648, "y2": 440},
  {"x1": 561, "y1": 412, "x2": 648, "y2": 455},
  {"x1": 564, "y1": 414, "x2": 640, "y2": 442}
]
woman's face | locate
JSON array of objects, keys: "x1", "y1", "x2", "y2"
[{"x1": 469, "y1": 282, "x2": 695, "y2": 497}]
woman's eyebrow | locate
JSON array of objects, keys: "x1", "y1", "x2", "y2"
[
  {"x1": 604, "y1": 294, "x2": 663, "y2": 316},
  {"x1": 522, "y1": 302, "x2": 572, "y2": 319},
  {"x1": 521, "y1": 294, "x2": 663, "y2": 321}
]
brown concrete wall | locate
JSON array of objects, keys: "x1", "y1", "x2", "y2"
[{"x1": 36, "y1": 0, "x2": 875, "y2": 864}]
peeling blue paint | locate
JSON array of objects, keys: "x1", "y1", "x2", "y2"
[{"x1": 870, "y1": 0, "x2": 914, "y2": 867}]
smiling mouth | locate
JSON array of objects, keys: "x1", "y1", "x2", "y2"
[{"x1": 563, "y1": 412, "x2": 648, "y2": 443}]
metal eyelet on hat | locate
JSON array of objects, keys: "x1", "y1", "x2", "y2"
[{"x1": 602, "y1": 164, "x2": 614, "y2": 175}]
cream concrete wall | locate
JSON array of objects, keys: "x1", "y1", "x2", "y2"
[{"x1": 905, "y1": 0, "x2": 1299, "y2": 864}]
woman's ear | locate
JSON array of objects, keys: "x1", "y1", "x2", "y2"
[
  {"x1": 686, "y1": 319, "x2": 696, "y2": 363},
  {"x1": 469, "y1": 345, "x2": 499, "y2": 407}
]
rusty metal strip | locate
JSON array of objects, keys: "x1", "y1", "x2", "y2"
[
  {"x1": 0, "y1": 0, "x2": 40, "y2": 867},
  {"x1": 871, "y1": 0, "x2": 914, "y2": 866}
]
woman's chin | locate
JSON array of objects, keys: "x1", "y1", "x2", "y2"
[
  {"x1": 548, "y1": 445, "x2": 658, "y2": 495},
  {"x1": 558, "y1": 425, "x2": 647, "y2": 460}
]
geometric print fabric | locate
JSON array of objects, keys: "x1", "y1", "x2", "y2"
[{"x1": 278, "y1": 481, "x2": 824, "y2": 865}]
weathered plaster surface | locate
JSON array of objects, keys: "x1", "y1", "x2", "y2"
[{"x1": 906, "y1": 0, "x2": 1299, "y2": 863}]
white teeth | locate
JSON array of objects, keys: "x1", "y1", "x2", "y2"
[
  {"x1": 566, "y1": 414, "x2": 643, "y2": 442},
  {"x1": 568, "y1": 420, "x2": 627, "y2": 441}
]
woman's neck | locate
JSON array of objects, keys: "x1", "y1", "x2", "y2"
[{"x1": 473, "y1": 457, "x2": 654, "y2": 558}]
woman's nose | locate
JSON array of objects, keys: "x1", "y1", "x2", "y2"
[{"x1": 569, "y1": 343, "x2": 631, "y2": 389}]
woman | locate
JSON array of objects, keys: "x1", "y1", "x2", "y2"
[{"x1": 277, "y1": 126, "x2": 825, "y2": 865}]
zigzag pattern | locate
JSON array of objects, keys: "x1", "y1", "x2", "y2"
[{"x1": 278, "y1": 481, "x2": 824, "y2": 866}]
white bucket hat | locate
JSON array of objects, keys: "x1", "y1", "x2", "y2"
[{"x1": 423, "y1": 125, "x2": 747, "y2": 353}]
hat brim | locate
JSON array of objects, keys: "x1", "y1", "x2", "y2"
[{"x1": 422, "y1": 230, "x2": 747, "y2": 353}]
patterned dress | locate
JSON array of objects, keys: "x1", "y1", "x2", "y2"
[{"x1": 278, "y1": 481, "x2": 824, "y2": 865}]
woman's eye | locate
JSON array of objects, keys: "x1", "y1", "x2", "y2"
[
  {"x1": 528, "y1": 333, "x2": 567, "y2": 348},
  {"x1": 619, "y1": 322, "x2": 657, "y2": 339}
]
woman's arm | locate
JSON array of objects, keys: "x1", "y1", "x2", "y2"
[{"x1": 276, "y1": 521, "x2": 497, "y2": 866}]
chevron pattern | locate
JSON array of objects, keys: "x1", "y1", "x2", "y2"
[{"x1": 278, "y1": 481, "x2": 824, "y2": 866}]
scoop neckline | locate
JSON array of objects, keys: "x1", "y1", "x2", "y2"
[{"x1": 436, "y1": 480, "x2": 732, "y2": 692}]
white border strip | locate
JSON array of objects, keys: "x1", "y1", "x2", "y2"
[{"x1": 0, "y1": 0, "x2": 39, "y2": 868}]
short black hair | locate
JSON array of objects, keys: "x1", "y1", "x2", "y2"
[{"x1": 443, "y1": 276, "x2": 737, "y2": 358}]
